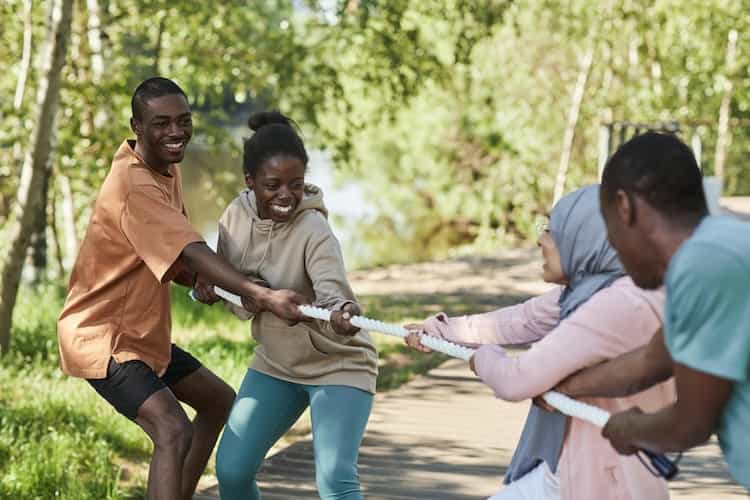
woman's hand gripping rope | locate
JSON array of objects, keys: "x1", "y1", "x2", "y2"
[
  {"x1": 404, "y1": 325, "x2": 432, "y2": 353},
  {"x1": 404, "y1": 323, "x2": 480, "y2": 373},
  {"x1": 330, "y1": 302, "x2": 362, "y2": 336}
]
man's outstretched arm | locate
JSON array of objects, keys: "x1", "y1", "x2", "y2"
[
  {"x1": 603, "y1": 363, "x2": 732, "y2": 454},
  {"x1": 180, "y1": 241, "x2": 307, "y2": 323},
  {"x1": 556, "y1": 329, "x2": 673, "y2": 398}
]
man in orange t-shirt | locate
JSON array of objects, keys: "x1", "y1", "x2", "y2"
[{"x1": 57, "y1": 77, "x2": 307, "y2": 500}]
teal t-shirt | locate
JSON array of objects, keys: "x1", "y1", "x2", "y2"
[{"x1": 664, "y1": 215, "x2": 750, "y2": 491}]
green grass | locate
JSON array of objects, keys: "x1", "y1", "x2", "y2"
[
  {"x1": 1, "y1": 283, "x2": 151, "y2": 499},
  {"x1": 0, "y1": 282, "x2": 469, "y2": 499}
]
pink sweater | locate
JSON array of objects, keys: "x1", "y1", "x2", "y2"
[{"x1": 423, "y1": 277, "x2": 674, "y2": 500}]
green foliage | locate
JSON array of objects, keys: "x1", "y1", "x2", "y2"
[
  {"x1": 2, "y1": 287, "x2": 154, "y2": 500},
  {"x1": 286, "y1": 0, "x2": 750, "y2": 264},
  {"x1": 0, "y1": 432, "x2": 120, "y2": 499},
  {"x1": 6, "y1": 0, "x2": 750, "y2": 268},
  {"x1": 0, "y1": 392, "x2": 124, "y2": 499},
  {"x1": 171, "y1": 284, "x2": 236, "y2": 329},
  {"x1": 0, "y1": 365, "x2": 146, "y2": 499},
  {"x1": 1, "y1": 0, "x2": 300, "y2": 242},
  {"x1": 8, "y1": 282, "x2": 67, "y2": 364},
  {"x1": 0, "y1": 284, "x2": 239, "y2": 498}
]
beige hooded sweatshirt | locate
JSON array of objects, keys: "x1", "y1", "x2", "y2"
[{"x1": 217, "y1": 184, "x2": 378, "y2": 394}]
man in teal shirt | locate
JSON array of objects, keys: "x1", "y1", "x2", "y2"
[
  {"x1": 662, "y1": 216, "x2": 750, "y2": 486},
  {"x1": 555, "y1": 132, "x2": 750, "y2": 490}
]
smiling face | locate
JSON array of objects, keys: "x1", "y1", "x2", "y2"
[
  {"x1": 247, "y1": 155, "x2": 306, "y2": 222},
  {"x1": 130, "y1": 93, "x2": 192, "y2": 173},
  {"x1": 538, "y1": 230, "x2": 567, "y2": 285}
]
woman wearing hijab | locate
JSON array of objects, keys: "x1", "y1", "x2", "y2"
[{"x1": 405, "y1": 185, "x2": 675, "y2": 500}]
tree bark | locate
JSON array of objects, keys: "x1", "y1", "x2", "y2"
[
  {"x1": 50, "y1": 175, "x2": 66, "y2": 277},
  {"x1": 345, "y1": 0, "x2": 360, "y2": 14},
  {"x1": 11, "y1": 0, "x2": 34, "y2": 184},
  {"x1": 553, "y1": 45, "x2": 594, "y2": 206},
  {"x1": 714, "y1": 29, "x2": 738, "y2": 181},
  {"x1": 0, "y1": 0, "x2": 74, "y2": 354},
  {"x1": 29, "y1": 164, "x2": 51, "y2": 284},
  {"x1": 86, "y1": 0, "x2": 104, "y2": 82},
  {"x1": 13, "y1": 0, "x2": 33, "y2": 110},
  {"x1": 86, "y1": 0, "x2": 110, "y2": 128},
  {"x1": 152, "y1": 14, "x2": 166, "y2": 75},
  {"x1": 29, "y1": 119, "x2": 59, "y2": 285},
  {"x1": 58, "y1": 173, "x2": 78, "y2": 271}
]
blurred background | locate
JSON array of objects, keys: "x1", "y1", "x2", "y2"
[{"x1": 1, "y1": 0, "x2": 749, "y2": 497}]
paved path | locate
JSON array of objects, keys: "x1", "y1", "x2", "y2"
[{"x1": 197, "y1": 359, "x2": 744, "y2": 499}]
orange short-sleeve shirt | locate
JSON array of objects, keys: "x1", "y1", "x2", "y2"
[{"x1": 57, "y1": 140, "x2": 204, "y2": 378}]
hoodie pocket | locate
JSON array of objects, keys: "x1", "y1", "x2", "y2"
[
  {"x1": 305, "y1": 329, "x2": 332, "y2": 356},
  {"x1": 254, "y1": 321, "x2": 338, "y2": 374}
]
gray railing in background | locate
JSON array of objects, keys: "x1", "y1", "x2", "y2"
[{"x1": 598, "y1": 120, "x2": 682, "y2": 179}]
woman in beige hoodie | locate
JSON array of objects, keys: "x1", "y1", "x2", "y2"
[{"x1": 199, "y1": 112, "x2": 378, "y2": 500}]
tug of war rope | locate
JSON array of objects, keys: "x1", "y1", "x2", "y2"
[{"x1": 191, "y1": 286, "x2": 680, "y2": 480}]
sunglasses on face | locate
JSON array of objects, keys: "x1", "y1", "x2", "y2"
[{"x1": 535, "y1": 215, "x2": 550, "y2": 238}]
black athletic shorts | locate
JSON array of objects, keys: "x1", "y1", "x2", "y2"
[{"x1": 87, "y1": 344, "x2": 202, "y2": 420}]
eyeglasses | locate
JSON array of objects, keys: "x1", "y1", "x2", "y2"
[{"x1": 534, "y1": 215, "x2": 550, "y2": 237}]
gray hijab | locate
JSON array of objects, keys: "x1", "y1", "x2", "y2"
[{"x1": 504, "y1": 184, "x2": 625, "y2": 483}]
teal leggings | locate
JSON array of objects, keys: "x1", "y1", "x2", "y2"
[{"x1": 216, "y1": 369, "x2": 373, "y2": 500}]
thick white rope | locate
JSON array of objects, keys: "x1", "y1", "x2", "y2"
[
  {"x1": 299, "y1": 304, "x2": 477, "y2": 361},
  {"x1": 540, "y1": 391, "x2": 610, "y2": 428},
  {"x1": 203, "y1": 287, "x2": 475, "y2": 360},
  {"x1": 195, "y1": 286, "x2": 611, "y2": 428}
]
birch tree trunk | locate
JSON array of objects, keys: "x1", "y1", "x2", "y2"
[
  {"x1": 11, "y1": 0, "x2": 34, "y2": 168},
  {"x1": 29, "y1": 161, "x2": 51, "y2": 284},
  {"x1": 58, "y1": 173, "x2": 78, "y2": 271},
  {"x1": 714, "y1": 29, "x2": 738, "y2": 181},
  {"x1": 152, "y1": 14, "x2": 166, "y2": 75},
  {"x1": 86, "y1": 0, "x2": 104, "y2": 82},
  {"x1": 0, "y1": 0, "x2": 74, "y2": 354},
  {"x1": 49, "y1": 175, "x2": 66, "y2": 275},
  {"x1": 86, "y1": 0, "x2": 109, "y2": 129},
  {"x1": 553, "y1": 45, "x2": 594, "y2": 206},
  {"x1": 14, "y1": 0, "x2": 33, "y2": 110}
]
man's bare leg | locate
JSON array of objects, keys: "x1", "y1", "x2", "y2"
[
  {"x1": 136, "y1": 387, "x2": 194, "y2": 500},
  {"x1": 172, "y1": 366, "x2": 236, "y2": 499}
]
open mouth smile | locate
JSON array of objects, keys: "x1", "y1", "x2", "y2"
[
  {"x1": 163, "y1": 141, "x2": 185, "y2": 154},
  {"x1": 270, "y1": 203, "x2": 294, "y2": 217}
]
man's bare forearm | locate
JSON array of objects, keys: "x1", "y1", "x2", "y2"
[
  {"x1": 604, "y1": 363, "x2": 732, "y2": 454},
  {"x1": 606, "y1": 403, "x2": 705, "y2": 454},
  {"x1": 559, "y1": 329, "x2": 673, "y2": 398},
  {"x1": 172, "y1": 269, "x2": 197, "y2": 288},
  {"x1": 180, "y1": 242, "x2": 270, "y2": 304}
]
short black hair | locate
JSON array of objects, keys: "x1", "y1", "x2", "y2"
[
  {"x1": 243, "y1": 111, "x2": 308, "y2": 177},
  {"x1": 601, "y1": 132, "x2": 708, "y2": 221},
  {"x1": 131, "y1": 77, "x2": 188, "y2": 121}
]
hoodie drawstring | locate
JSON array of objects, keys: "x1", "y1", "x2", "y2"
[{"x1": 256, "y1": 222, "x2": 274, "y2": 275}]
